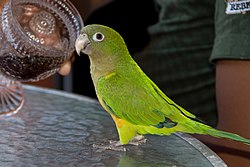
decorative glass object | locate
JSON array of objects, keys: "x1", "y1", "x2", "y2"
[{"x1": 0, "y1": 0, "x2": 83, "y2": 116}]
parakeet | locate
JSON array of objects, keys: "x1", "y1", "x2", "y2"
[{"x1": 75, "y1": 24, "x2": 250, "y2": 147}]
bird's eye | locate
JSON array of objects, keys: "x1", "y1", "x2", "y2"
[{"x1": 93, "y1": 32, "x2": 105, "y2": 42}]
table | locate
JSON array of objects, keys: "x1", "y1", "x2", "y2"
[{"x1": 0, "y1": 85, "x2": 227, "y2": 167}]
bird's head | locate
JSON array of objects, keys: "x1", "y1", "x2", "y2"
[{"x1": 75, "y1": 24, "x2": 129, "y2": 62}]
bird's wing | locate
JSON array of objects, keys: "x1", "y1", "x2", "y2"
[
  {"x1": 147, "y1": 78, "x2": 204, "y2": 123},
  {"x1": 97, "y1": 72, "x2": 186, "y2": 127}
]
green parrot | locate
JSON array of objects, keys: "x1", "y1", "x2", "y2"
[{"x1": 75, "y1": 24, "x2": 250, "y2": 147}]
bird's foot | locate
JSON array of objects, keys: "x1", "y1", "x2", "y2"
[
  {"x1": 128, "y1": 135, "x2": 147, "y2": 146},
  {"x1": 93, "y1": 141, "x2": 126, "y2": 152},
  {"x1": 92, "y1": 136, "x2": 147, "y2": 152}
]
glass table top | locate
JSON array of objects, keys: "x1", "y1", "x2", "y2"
[{"x1": 0, "y1": 85, "x2": 227, "y2": 167}]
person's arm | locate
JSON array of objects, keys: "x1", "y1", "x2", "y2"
[{"x1": 199, "y1": 60, "x2": 250, "y2": 166}]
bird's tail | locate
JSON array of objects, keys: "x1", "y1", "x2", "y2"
[{"x1": 197, "y1": 123, "x2": 250, "y2": 145}]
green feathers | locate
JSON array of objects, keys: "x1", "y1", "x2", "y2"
[{"x1": 75, "y1": 24, "x2": 250, "y2": 145}]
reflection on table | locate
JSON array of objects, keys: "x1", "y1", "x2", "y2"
[{"x1": 0, "y1": 85, "x2": 227, "y2": 167}]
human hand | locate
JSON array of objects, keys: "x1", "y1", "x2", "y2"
[{"x1": 58, "y1": 52, "x2": 75, "y2": 76}]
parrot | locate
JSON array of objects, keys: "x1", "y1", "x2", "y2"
[{"x1": 75, "y1": 24, "x2": 250, "y2": 148}]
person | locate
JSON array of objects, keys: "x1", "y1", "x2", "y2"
[{"x1": 60, "y1": 0, "x2": 250, "y2": 165}]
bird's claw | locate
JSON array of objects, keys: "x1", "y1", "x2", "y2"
[
  {"x1": 93, "y1": 141, "x2": 126, "y2": 152},
  {"x1": 128, "y1": 135, "x2": 147, "y2": 146}
]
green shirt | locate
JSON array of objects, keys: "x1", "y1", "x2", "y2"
[{"x1": 211, "y1": 0, "x2": 250, "y2": 61}]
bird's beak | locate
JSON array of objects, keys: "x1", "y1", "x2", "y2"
[{"x1": 75, "y1": 33, "x2": 91, "y2": 55}]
